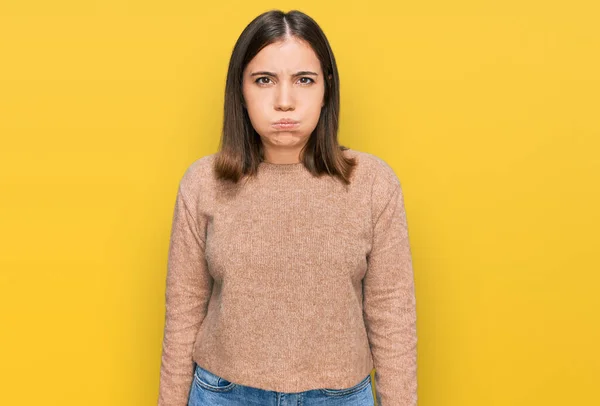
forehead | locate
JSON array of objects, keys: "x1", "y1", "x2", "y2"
[{"x1": 245, "y1": 37, "x2": 322, "y2": 73}]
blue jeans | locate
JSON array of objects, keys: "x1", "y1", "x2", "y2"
[{"x1": 188, "y1": 362, "x2": 376, "y2": 406}]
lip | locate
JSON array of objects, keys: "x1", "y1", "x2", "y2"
[
  {"x1": 274, "y1": 118, "x2": 299, "y2": 124},
  {"x1": 272, "y1": 119, "x2": 300, "y2": 129},
  {"x1": 272, "y1": 122, "x2": 300, "y2": 129}
]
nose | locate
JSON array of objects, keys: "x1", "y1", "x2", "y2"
[{"x1": 274, "y1": 81, "x2": 294, "y2": 111}]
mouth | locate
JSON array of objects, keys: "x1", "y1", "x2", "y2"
[{"x1": 272, "y1": 122, "x2": 300, "y2": 129}]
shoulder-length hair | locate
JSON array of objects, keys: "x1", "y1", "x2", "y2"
[{"x1": 213, "y1": 9, "x2": 357, "y2": 185}]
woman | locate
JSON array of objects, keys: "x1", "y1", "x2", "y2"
[{"x1": 158, "y1": 9, "x2": 417, "y2": 406}]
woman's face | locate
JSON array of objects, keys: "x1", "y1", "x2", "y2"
[{"x1": 242, "y1": 36, "x2": 325, "y2": 158}]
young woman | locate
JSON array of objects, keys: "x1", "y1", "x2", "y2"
[{"x1": 158, "y1": 9, "x2": 417, "y2": 406}]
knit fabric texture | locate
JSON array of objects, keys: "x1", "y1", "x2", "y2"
[{"x1": 158, "y1": 148, "x2": 417, "y2": 406}]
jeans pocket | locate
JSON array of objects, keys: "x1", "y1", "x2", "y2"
[
  {"x1": 318, "y1": 374, "x2": 371, "y2": 397},
  {"x1": 193, "y1": 363, "x2": 237, "y2": 392}
]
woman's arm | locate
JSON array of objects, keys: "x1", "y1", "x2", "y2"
[
  {"x1": 158, "y1": 182, "x2": 213, "y2": 406},
  {"x1": 363, "y1": 166, "x2": 418, "y2": 406}
]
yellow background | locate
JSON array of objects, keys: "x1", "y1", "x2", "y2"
[{"x1": 1, "y1": 1, "x2": 599, "y2": 405}]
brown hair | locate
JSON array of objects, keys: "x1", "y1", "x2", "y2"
[{"x1": 213, "y1": 9, "x2": 357, "y2": 185}]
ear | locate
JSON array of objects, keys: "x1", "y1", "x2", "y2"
[{"x1": 323, "y1": 74, "x2": 333, "y2": 107}]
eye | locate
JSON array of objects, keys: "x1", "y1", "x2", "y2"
[
  {"x1": 254, "y1": 76, "x2": 315, "y2": 86},
  {"x1": 299, "y1": 77, "x2": 314, "y2": 85},
  {"x1": 255, "y1": 77, "x2": 272, "y2": 86}
]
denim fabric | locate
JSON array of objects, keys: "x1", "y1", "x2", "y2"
[{"x1": 188, "y1": 362, "x2": 376, "y2": 406}]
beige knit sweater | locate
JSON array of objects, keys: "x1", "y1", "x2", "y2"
[{"x1": 158, "y1": 148, "x2": 417, "y2": 406}]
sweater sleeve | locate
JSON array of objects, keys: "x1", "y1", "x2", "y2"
[
  {"x1": 158, "y1": 182, "x2": 213, "y2": 406},
  {"x1": 363, "y1": 171, "x2": 418, "y2": 406}
]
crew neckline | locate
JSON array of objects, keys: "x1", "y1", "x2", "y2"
[{"x1": 258, "y1": 160, "x2": 307, "y2": 173}]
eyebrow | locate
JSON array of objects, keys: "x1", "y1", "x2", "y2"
[{"x1": 249, "y1": 71, "x2": 319, "y2": 77}]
